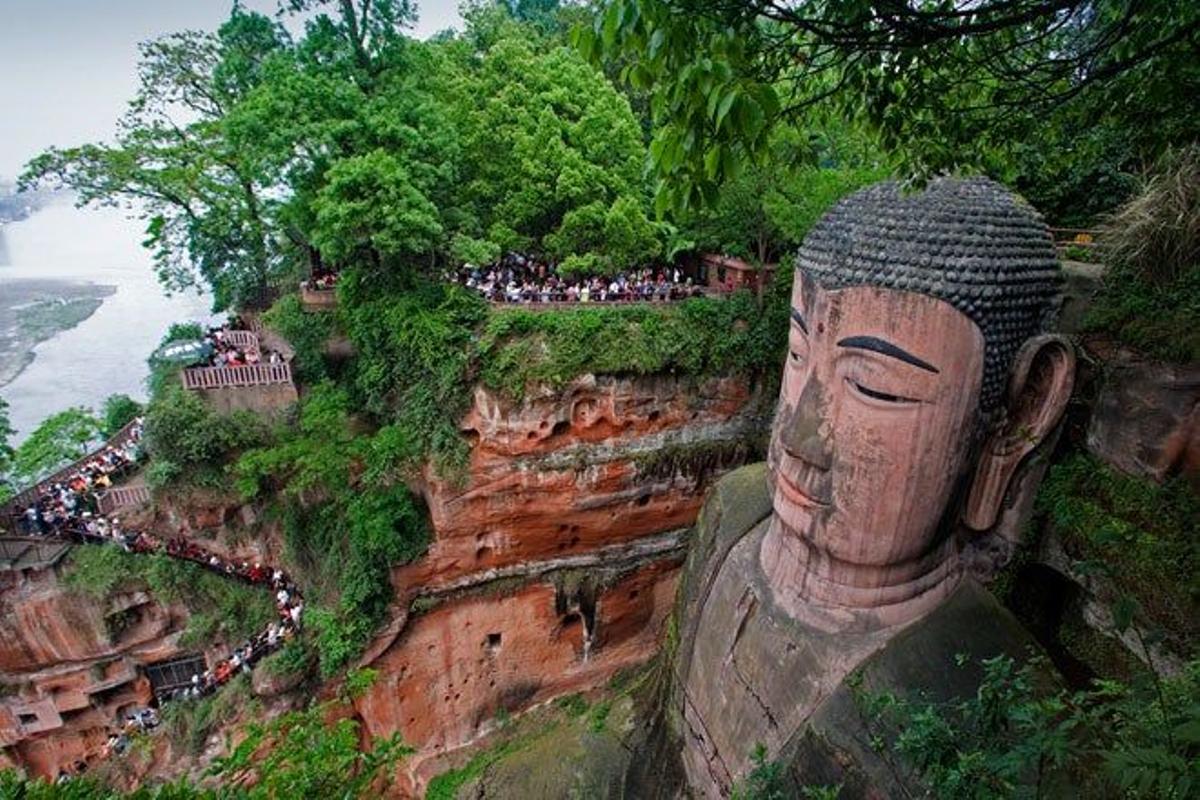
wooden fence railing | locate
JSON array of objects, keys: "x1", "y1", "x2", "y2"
[
  {"x1": 486, "y1": 288, "x2": 729, "y2": 311},
  {"x1": 1049, "y1": 227, "x2": 1101, "y2": 249},
  {"x1": 0, "y1": 418, "x2": 143, "y2": 518},
  {"x1": 181, "y1": 362, "x2": 293, "y2": 391},
  {"x1": 300, "y1": 285, "x2": 338, "y2": 311},
  {"x1": 222, "y1": 330, "x2": 259, "y2": 351},
  {"x1": 97, "y1": 485, "x2": 152, "y2": 515}
]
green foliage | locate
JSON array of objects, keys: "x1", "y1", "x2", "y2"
[
  {"x1": 341, "y1": 667, "x2": 379, "y2": 701},
  {"x1": 553, "y1": 693, "x2": 590, "y2": 717},
  {"x1": 1082, "y1": 148, "x2": 1200, "y2": 361},
  {"x1": 63, "y1": 549, "x2": 277, "y2": 648},
  {"x1": 729, "y1": 743, "x2": 788, "y2": 800},
  {"x1": 587, "y1": 699, "x2": 612, "y2": 733},
  {"x1": 857, "y1": 654, "x2": 1200, "y2": 799},
  {"x1": 142, "y1": 384, "x2": 269, "y2": 490},
  {"x1": 477, "y1": 292, "x2": 778, "y2": 402},
  {"x1": 100, "y1": 395, "x2": 143, "y2": 438},
  {"x1": 424, "y1": 735, "x2": 533, "y2": 800},
  {"x1": 258, "y1": 638, "x2": 316, "y2": 682},
  {"x1": 262, "y1": 294, "x2": 333, "y2": 383},
  {"x1": 1036, "y1": 453, "x2": 1199, "y2": 657},
  {"x1": 583, "y1": 0, "x2": 1199, "y2": 213},
  {"x1": 0, "y1": 398, "x2": 14, "y2": 502},
  {"x1": 162, "y1": 674, "x2": 257, "y2": 757},
  {"x1": 208, "y1": 700, "x2": 411, "y2": 798},
  {"x1": 10, "y1": 407, "x2": 102, "y2": 485},
  {"x1": 341, "y1": 277, "x2": 486, "y2": 476},
  {"x1": 312, "y1": 149, "x2": 444, "y2": 269},
  {"x1": 682, "y1": 127, "x2": 886, "y2": 263},
  {"x1": 454, "y1": 31, "x2": 652, "y2": 267},
  {"x1": 235, "y1": 384, "x2": 429, "y2": 676},
  {"x1": 0, "y1": 699, "x2": 407, "y2": 798},
  {"x1": 21, "y1": 9, "x2": 292, "y2": 311}
]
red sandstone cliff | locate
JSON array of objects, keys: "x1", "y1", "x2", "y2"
[{"x1": 401, "y1": 373, "x2": 764, "y2": 588}]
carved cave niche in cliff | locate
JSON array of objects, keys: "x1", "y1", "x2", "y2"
[{"x1": 461, "y1": 427, "x2": 481, "y2": 449}]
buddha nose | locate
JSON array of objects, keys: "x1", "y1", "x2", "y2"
[{"x1": 779, "y1": 374, "x2": 833, "y2": 471}]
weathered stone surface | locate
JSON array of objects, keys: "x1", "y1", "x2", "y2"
[
  {"x1": 400, "y1": 373, "x2": 765, "y2": 590},
  {"x1": 671, "y1": 179, "x2": 1076, "y2": 797},
  {"x1": 0, "y1": 567, "x2": 174, "y2": 673},
  {"x1": 0, "y1": 564, "x2": 179, "y2": 778},
  {"x1": 251, "y1": 662, "x2": 307, "y2": 698},
  {"x1": 1086, "y1": 354, "x2": 1200, "y2": 483},
  {"x1": 779, "y1": 582, "x2": 1042, "y2": 799},
  {"x1": 357, "y1": 558, "x2": 681, "y2": 795}
]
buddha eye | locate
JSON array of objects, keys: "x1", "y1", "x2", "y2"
[
  {"x1": 849, "y1": 379, "x2": 918, "y2": 405},
  {"x1": 789, "y1": 350, "x2": 804, "y2": 364}
]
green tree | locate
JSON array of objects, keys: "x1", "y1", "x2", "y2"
[
  {"x1": 21, "y1": 9, "x2": 291, "y2": 311},
  {"x1": 581, "y1": 0, "x2": 1200, "y2": 212},
  {"x1": 0, "y1": 398, "x2": 14, "y2": 502},
  {"x1": 311, "y1": 149, "x2": 443, "y2": 276},
  {"x1": 100, "y1": 394, "x2": 143, "y2": 438},
  {"x1": 11, "y1": 408, "x2": 102, "y2": 485},
  {"x1": 452, "y1": 29, "x2": 654, "y2": 266}
]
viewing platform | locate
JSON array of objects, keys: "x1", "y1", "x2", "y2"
[
  {"x1": 180, "y1": 327, "x2": 298, "y2": 414},
  {"x1": 1049, "y1": 227, "x2": 1100, "y2": 254},
  {"x1": 487, "y1": 290, "x2": 726, "y2": 311},
  {"x1": 300, "y1": 284, "x2": 337, "y2": 311}
]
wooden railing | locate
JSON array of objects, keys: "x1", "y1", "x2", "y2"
[
  {"x1": 0, "y1": 418, "x2": 143, "y2": 519},
  {"x1": 222, "y1": 330, "x2": 259, "y2": 350},
  {"x1": 182, "y1": 361, "x2": 292, "y2": 391},
  {"x1": 97, "y1": 485, "x2": 152, "y2": 515},
  {"x1": 487, "y1": 288, "x2": 729, "y2": 311},
  {"x1": 1049, "y1": 227, "x2": 1101, "y2": 250},
  {"x1": 300, "y1": 285, "x2": 338, "y2": 311}
]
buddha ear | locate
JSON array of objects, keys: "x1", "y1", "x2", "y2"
[{"x1": 963, "y1": 334, "x2": 1075, "y2": 531}]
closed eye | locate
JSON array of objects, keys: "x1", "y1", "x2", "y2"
[{"x1": 850, "y1": 380, "x2": 919, "y2": 404}]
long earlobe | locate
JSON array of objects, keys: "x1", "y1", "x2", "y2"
[{"x1": 963, "y1": 335, "x2": 1075, "y2": 531}]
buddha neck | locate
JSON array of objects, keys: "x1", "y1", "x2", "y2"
[{"x1": 758, "y1": 514, "x2": 963, "y2": 633}]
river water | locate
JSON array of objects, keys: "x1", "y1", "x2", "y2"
[{"x1": 0, "y1": 199, "x2": 214, "y2": 440}]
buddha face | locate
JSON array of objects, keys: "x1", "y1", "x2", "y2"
[{"x1": 767, "y1": 271, "x2": 987, "y2": 571}]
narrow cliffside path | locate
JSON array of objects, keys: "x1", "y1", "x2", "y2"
[{"x1": 2, "y1": 421, "x2": 307, "y2": 773}]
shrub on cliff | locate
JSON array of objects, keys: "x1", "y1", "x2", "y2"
[
  {"x1": 143, "y1": 384, "x2": 269, "y2": 491},
  {"x1": 235, "y1": 384, "x2": 429, "y2": 676},
  {"x1": 477, "y1": 291, "x2": 778, "y2": 401},
  {"x1": 1086, "y1": 147, "x2": 1200, "y2": 362}
]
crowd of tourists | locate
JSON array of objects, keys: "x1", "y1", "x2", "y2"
[
  {"x1": 455, "y1": 254, "x2": 705, "y2": 304},
  {"x1": 17, "y1": 421, "x2": 143, "y2": 536},
  {"x1": 197, "y1": 321, "x2": 282, "y2": 368},
  {"x1": 301, "y1": 267, "x2": 339, "y2": 291},
  {"x1": 158, "y1": 537, "x2": 304, "y2": 701},
  {"x1": 57, "y1": 706, "x2": 159, "y2": 784},
  {"x1": 10, "y1": 418, "x2": 305, "y2": 779}
]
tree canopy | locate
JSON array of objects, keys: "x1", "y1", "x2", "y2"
[{"x1": 579, "y1": 0, "x2": 1200, "y2": 213}]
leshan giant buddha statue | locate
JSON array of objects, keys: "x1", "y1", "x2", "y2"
[{"x1": 668, "y1": 177, "x2": 1076, "y2": 797}]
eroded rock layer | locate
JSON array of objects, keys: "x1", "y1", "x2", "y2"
[
  {"x1": 0, "y1": 564, "x2": 183, "y2": 777},
  {"x1": 359, "y1": 555, "x2": 682, "y2": 794},
  {"x1": 402, "y1": 373, "x2": 766, "y2": 589}
]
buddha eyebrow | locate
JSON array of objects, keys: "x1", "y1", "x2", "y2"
[
  {"x1": 789, "y1": 307, "x2": 808, "y2": 334},
  {"x1": 837, "y1": 336, "x2": 940, "y2": 373}
]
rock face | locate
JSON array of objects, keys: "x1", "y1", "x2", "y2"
[
  {"x1": 0, "y1": 563, "x2": 185, "y2": 778},
  {"x1": 401, "y1": 373, "x2": 766, "y2": 590},
  {"x1": 359, "y1": 557, "x2": 682, "y2": 795},
  {"x1": 1085, "y1": 352, "x2": 1200, "y2": 484},
  {"x1": 361, "y1": 372, "x2": 766, "y2": 793}
]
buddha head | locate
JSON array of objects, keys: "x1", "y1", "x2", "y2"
[{"x1": 763, "y1": 178, "x2": 1074, "y2": 628}]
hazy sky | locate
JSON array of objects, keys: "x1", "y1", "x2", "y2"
[{"x1": 0, "y1": 0, "x2": 464, "y2": 179}]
